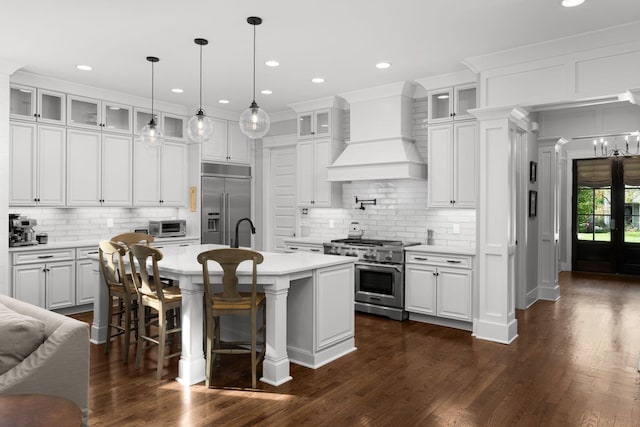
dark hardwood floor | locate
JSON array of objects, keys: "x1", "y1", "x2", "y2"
[{"x1": 75, "y1": 272, "x2": 640, "y2": 426}]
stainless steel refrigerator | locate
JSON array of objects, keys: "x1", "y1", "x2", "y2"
[{"x1": 201, "y1": 163, "x2": 252, "y2": 247}]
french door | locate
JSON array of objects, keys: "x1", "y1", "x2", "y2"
[{"x1": 572, "y1": 157, "x2": 640, "y2": 274}]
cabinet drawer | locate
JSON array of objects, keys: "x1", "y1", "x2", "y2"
[
  {"x1": 13, "y1": 249, "x2": 75, "y2": 265},
  {"x1": 285, "y1": 244, "x2": 323, "y2": 253},
  {"x1": 76, "y1": 247, "x2": 100, "y2": 259},
  {"x1": 406, "y1": 252, "x2": 471, "y2": 268}
]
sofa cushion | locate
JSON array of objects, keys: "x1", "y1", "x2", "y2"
[{"x1": 0, "y1": 302, "x2": 46, "y2": 375}]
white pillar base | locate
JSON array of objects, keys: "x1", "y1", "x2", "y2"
[{"x1": 474, "y1": 318, "x2": 518, "y2": 344}]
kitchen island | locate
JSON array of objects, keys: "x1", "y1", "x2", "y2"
[{"x1": 90, "y1": 244, "x2": 356, "y2": 386}]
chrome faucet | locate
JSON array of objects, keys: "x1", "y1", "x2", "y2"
[{"x1": 231, "y1": 217, "x2": 256, "y2": 248}]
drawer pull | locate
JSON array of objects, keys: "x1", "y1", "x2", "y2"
[
  {"x1": 37, "y1": 255, "x2": 54, "y2": 259},
  {"x1": 289, "y1": 247, "x2": 298, "y2": 250},
  {"x1": 87, "y1": 251, "x2": 99, "y2": 255},
  {"x1": 310, "y1": 248, "x2": 320, "y2": 252},
  {"x1": 414, "y1": 257, "x2": 428, "y2": 261},
  {"x1": 446, "y1": 260, "x2": 462, "y2": 264}
]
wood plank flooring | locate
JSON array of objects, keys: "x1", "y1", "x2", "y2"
[{"x1": 75, "y1": 271, "x2": 640, "y2": 426}]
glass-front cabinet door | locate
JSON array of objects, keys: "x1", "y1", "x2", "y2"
[
  {"x1": 454, "y1": 84, "x2": 477, "y2": 121},
  {"x1": 10, "y1": 85, "x2": 36, "y2": 121},
  {"x1": 314, "y1": 110, "x2": 330, "y2": 138},
  {"x1": 428, "y1": 88, "x2": 453, "y2": 124},
  {"x1": 102, "y1": 101, "x2": 132, "y2": 133},
  {"x1": 68, "y1": 95, "x2": 101, "y2": 130},
  {"x1": 134, "y1": 108, "x2": 161, "y2": 135},
  {"x1": 298, "y1": 112, "x2": 313, "y2": 138},
  {"x1": 163, "y1": 113, "x2": 185, "y2": 140}
]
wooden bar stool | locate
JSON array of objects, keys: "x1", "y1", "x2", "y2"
[
  {"x1": 98, "y1": 240, "x2": 139, "y2": 363},
  {"x1": 129, "y1": 244, "x2": 182, "y2": 380},
  {"x1": 197, "y1": 248, "x2": 266, "y2": 388}
]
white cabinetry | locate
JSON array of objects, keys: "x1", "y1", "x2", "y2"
[
  {"x1": 68, "y1": 95, "x2": 132, "y2": 133},
  {"x1": 76, "y1": 247, "x2": 99, "y2": 305},
  {"x1": 201, "y1": 118, "x2": 250, "y2": 164},
  {"x1": 427, "y1": 121, "x2": 477, "y2": 208},
  {"x1": 66, "y1": 129, "x2": 133, "y2": 206},
  {"x1": 284, "y1": 241, "x2": 324, "y2": 253},
  {"x1": 405, "y1": 249, "x2": 474, "y2": 329},
  {"x1": 297, "y1": 109, "x2": 333, "y2": 139},
  {"x1": 297, "y1": 138, "x2": 343, "y2": 207},
  {"x1": 10, "y1": 84, "x2": 66, "y2": 125},
  {"x1": 12, "y1": 249, "x2": 76, "y2": 310},
  {"x1": 9, "y1": 122, "x2": 66, "y2": 206},
  {"x1": 427, "y1": 83, "x2": 477, "y2": 124},
  {"x1": 133, "y1": 140, "x2": 187, "y2": 207}
]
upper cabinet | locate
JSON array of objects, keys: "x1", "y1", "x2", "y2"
[
  {"x1": 163, "y1": 113, "x2": 185, "y2": 141},
  {"x1": 133, "y1": 140, "x2": 187, "y2": 207},
  {"x1": 201, "y1": 118, "x2": 250, "y2": 164},
  {"x1": 427, "y1": 84, "x2": 477, "y2": 124},
  {"x1": 10, "y1": 84, "x2": 66, "y2": 125},
  {"x1": 68, "y1": 95, "x2": 132, "y2": 133},
  {"x1": 298, "y1": 109, "x2": 333, "y2": 139}
]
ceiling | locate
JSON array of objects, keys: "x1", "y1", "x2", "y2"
[{"x1": 2, "y1": 0, "x2": 640, "y2": 117}]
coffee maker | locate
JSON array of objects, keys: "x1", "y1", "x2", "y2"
[{"x1": 9, "y1": 214, "x2": 38, "y2": 247}]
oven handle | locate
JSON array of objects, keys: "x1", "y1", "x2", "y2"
[{"x1": 356, "y1": 262, "x2": 403, "y2": 273}]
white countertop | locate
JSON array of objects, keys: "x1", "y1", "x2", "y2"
[
  {"x1": 8, "y1": 235, "x2": 201, "y2": 252},
  {"x1": 406, "y1": 245, "x2": 476, "y2": 256}
]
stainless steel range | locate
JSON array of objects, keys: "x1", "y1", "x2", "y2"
[{"x1": 324, "y1": 238, "x2": 419, "y2": 321}]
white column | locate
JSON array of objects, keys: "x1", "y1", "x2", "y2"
[
  {"x1": 261, "y1": 275, "x2": 292, "y2": 386},
  {"x1": 471, "y1": 106, "x2": 529, "y2": 344},
  {"x1": 537, "y1": 137, "x2": 567, "y2": 301},
  {"x1": 0, "y1": 60, "x2": 22, "y2": 296}
]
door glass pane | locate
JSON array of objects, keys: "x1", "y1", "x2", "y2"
[
  {"x1": 299, "y1": 114, "x2": 312, "y2": 137},
  {"x1": 576, "y1": 159, "x2": 612, "y2": 242},
  {"x1": 104, "y1": 104, "x2": 130, "y2": 131},
  {"x1": 40, "y1": 93, "x2": 63, "y2": 121},
  {"x1": 456, "y1": 87, "x2": 477, "y2": 116},
  {"x1": 623, "y1": 158, "x2": 640, "y2": 243},
  {"x1": 315, "y1": 111, "x2": 329, "y2": 135},
  {"x1": 136, "y1": 111, "x2": 159, "y2": 133},
  {"x1": 164, "y1": 116, "x2": 184, "y2": 138},
  {"x1": 430, "y1": 90, "x2": 450, "y2": 120},
  {"x1": 10, "y1": 87, "x2": 34, "y2": 117},
  {"x1": 70, "y1": 99, "x2": 98, "y2": 126}
]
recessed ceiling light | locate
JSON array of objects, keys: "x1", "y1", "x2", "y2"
[
  {"x1": 218, "y1": 99, "x2": 229, "y2": 104},
  {"x1": 261, "y1": 89, "x2": 273, "y2": 95},
  {"x1": 437, "y1": 94, "x2": 450, "y2": 100},
  {"x1": 561, "y1": 0, "x2": 585, "y2": 7},
  {"x1": 76, "y1": 65, "x2": 92, "y2": 71},
  {"x1": 312, "y1": 77, "x2": 325, "y2": 84},
  {"x1": 376, "y1": 62, "x2": 391, "y2": 69},
  {"x1": 265, "y1": 60, "x2": 279, "y2": 67},
  {"x1": 171, "y1": 88, "x2": 184, "y2": 93}
]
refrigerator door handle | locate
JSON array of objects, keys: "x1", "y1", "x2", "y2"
[{"x1": 221, "y1": 193, "x2": 227, "y2": 245}]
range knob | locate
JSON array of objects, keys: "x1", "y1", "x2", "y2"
[{"x1": 384, "y1": 251, "x2": 394, "y2": 261}]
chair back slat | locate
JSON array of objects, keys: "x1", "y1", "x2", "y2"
[
  {"x1": 129, "y1": 244, "x2": 165, "y2": 302},
  {"x1": 111, "y1": 232, "x2": 154, "y2": 250},
  {"x1": 98, "y1": 240, "x2": 135, "y2": 292},
  {"x1": 197, "y1": 249, "x2": 264, "y2": 305}
]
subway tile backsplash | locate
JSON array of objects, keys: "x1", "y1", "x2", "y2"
[
  {"x1": 299, "y1": 97, "x2": 476, "y2": 248},
  {"x1": 10, "y1": 207, "x2": 182, "y2": 243}
]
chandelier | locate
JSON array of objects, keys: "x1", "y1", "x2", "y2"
[{"x1": 588, "y1": 132, "x2": 640, "y2": 157}]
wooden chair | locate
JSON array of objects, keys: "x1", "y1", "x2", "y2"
[
  {"x1": 197, "y1": 248, "x2": 265, "y2": 388},
  {"x1": 98, "y1": 240, "x2": 139, "y2": 363},
  {"x1": 111, "y1": 232, "x2": 154, "y2": 249},
  {"x1": 128, "y1": 244, "x2": 182, "y2": 380}
]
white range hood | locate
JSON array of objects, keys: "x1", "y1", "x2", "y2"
[{"x1": 327, "y1": 81, "x2": 427, "y2": 181}]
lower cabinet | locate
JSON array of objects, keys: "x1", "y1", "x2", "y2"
[
  {"x1": 13, "y1": 250, "x2": 76, "y2": 310},
  {"x1": 405, "y1": 250, "x2": 474, "y2": 327},
  {"x1": 76, "y1": 247, "x2": 100, "y2": 305},
  {"x1": 284, "y1": 241, "x2": 324, "y2": 253}
]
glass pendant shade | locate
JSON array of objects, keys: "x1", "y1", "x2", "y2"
[
  {"x1": 140, "y1": 117, "x2": 164, "y2": 146},
  {"x1": 187, "y1": 109, "x2": 215, "y2": 143},
  {"x1": 239, "y1": 101, "x2": 270, "y2": 139}
]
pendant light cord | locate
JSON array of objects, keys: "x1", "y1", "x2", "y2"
[
  {"x1": 199, "y1": 43, "x2": 203, "y2": 110},
  {"x1": 151, "y1": 60, "x2": 155, "y2": 120},
  {"x1": 252, "y1": 23, "x2": 256, "y2": 104}
]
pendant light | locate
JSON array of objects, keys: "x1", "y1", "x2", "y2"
[
  {"x1": 186, "y1": 38, "x2": 215, "y2": 143},
  {"x1": 239, "y1": 16, "x2": 270, "y2": 139},
  {"x1": 140, "y1": 56, "x2": 164, "y2": 146}
]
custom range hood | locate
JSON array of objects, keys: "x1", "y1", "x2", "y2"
[{"x1": 327, "y1": 81, "x2": 426, "y2": 181}]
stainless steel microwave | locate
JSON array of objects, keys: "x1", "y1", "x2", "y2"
[{"x1": 149, "y1": 220, "x2": 186, "y2": 238}]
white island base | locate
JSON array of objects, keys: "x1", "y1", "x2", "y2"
[{"x1": 90, "y1": 244, "x2": 356, "y2": 386}]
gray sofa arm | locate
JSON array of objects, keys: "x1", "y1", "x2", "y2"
[{"x1": 0, "y1": 295, "x2": 89, "y2": 426}]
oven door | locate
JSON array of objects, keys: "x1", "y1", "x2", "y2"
[{"x1": 355, "y1": 262, "x2": 404, "y2": 308}]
